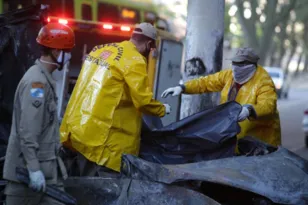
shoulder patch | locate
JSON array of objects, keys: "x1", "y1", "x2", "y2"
[
  {"x1": 32, "y1": 100, "x2": 42, "y2": 108},
  {"x1": 32, "y1": 82, "x2": 45, "y2": 88},
  {"x1": 100, "y1": 50, "x2": 113, "y2": 60},
  {"x1": 30, "y1": 88, "x2": 44, "y2": 98}
]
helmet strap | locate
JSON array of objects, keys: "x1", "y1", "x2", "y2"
[
  {"x1": 39, "y1": 59, "x2": 59, "y2": 67},
  {"x1": 49, "y1": 49, "x2": 60, "y2": 64},
  {"x1": 48, "y1": 49, "x2": 64, "y2": 70},
  {"x1": 57, "y1": 51, "x2": 65, "y2": 71}
]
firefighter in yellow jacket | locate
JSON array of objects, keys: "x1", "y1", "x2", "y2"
[
  {"x1": 60, "y1": 23, "x2": 170, "y2": 173},
  {"x1": 162, "y1": 48, "x2": 281, "y2": 147}
]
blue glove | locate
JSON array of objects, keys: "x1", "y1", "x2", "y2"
[{"x1": 29, "y1": 170, "x2": 46, "y2": 192}]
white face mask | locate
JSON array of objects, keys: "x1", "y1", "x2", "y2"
[
  {"x1": 40, "y1": 51, "x2": 72, "y2": 69},
  {"x1": 57, "y1": 51, "x2": 72, "y2": 65},
  {"x1": 232, "y1": 64, "x2": 256, "y2": 84}
]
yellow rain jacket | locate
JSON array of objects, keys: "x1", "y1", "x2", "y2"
[
  {"x1": 60, "y1": 41, "x2": 166, "y2": 171},
  {"x1": 184, "y1": 65, "x2": 281, "y2": 146}
]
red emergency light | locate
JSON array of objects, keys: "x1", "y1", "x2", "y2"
[
  {"x1": 47, "y1": 17, "x2": 50, "y2": 23},
  {"x1": 58, "y1": 19, "x2": 68, "y2": 25},
  {"x1": 103, "y1": 24, "x2": 113, "y2": 30},
  {"x1": 121, "y1": 26, "x2": 131, "y2": 31}
]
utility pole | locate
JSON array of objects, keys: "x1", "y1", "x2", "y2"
[{"x1": 181, "y1": 0, "x2": 225, "y2": 119}]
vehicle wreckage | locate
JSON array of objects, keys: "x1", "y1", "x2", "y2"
[{"x1": 0, "y1": 4, "x2": 308, "y2": 205}]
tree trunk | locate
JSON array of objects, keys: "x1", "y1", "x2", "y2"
[
  {"x1": 303, "y1": 21, "x2": 308, "y2": 72},
  {"x1": 269, "y1": 43, "x2": 277, "y2": 66},
  {"x1": 181, "y1": 0, "x2": 225, "y2": 119},
  {"x1": 304, "y1": 54, "x2": 308, "y2": 72},
  {"x1": 235, "y1": 0, "x2": 296, "y2": 65},
  {"x1": 295, "y1": 52, "x2": 303, "y2": 76},
  {"x1": 235, "y1": 0, "x2": 259, "y2": 52},
  {"x1": 286, "y1": 44, "x2": 297, "y2": 75},
  {"x1": 258, "y1": 0, "x2": 278, "y2": 65},
  {"x1": 285, "y1": 23, "x2": 297, "y2": 75},
  {"x1": 275, "y1": 21, "x2": 288, "y2": 67},
  {"x1": 278, "y1": 47, "x2": 287, "y2": 68}
]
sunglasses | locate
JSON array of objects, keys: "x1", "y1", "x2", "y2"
[{"x1": 232, "y1": 61, "x2": 253, "y2": 66}]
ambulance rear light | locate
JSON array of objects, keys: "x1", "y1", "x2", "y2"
[
  {"x1": 58, "y1": 19, "x2": 68, "y2": 25},
  {"x1": 103, "y1": 24, "x2": 113, "y2": 30},
  {"x1": 121, "y1": 26, "x2": 131, "y2": 31}
]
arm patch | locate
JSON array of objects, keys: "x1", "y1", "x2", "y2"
[
  {"x1": 32, "y1": 100, "x2": 42, "y2": 108},
  {"x1": 30, "y1": 88, "x2": 44, "y2": 98},
  {"x1": 31, "y1": 82, "x2": 45, "y2": 88}
]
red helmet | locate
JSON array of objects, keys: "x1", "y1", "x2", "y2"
[{"x1": 36, "y1": 23, "x2": 75, "y2": 49}]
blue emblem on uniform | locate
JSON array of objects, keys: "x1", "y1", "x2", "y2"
[{"x1": 30, "y1": 88, "x2": 44, "y2": 98}]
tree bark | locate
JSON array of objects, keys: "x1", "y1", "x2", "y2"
[
  {"x1": 286, "y1": 46, "x2": 297, "y2": 75},
  {"x1": 258, "y1": 0, "x2": 278, "y2": 64},
  {"x1": 269, "y1": 42, "x2": 277, "y2": 66},
  {"x1": 274, "y1": 21, "x2": 288, "y2": 67},
  {"x1": 181, "y1": 0, "x2": 225, "y2": 119},
  {"x1": 235, "y1": 0, "x2": 259, "y2": 50},
  {"x1": 285, "y1": 23, "x2": 297, "y2": 75},
  {"x1": 235, "y1": 0, "x2": 297, "y2": 65},
  {"x1": 295, "y1": 52, "x2": 303, "y2": 76},
  {"x1": 304, "y1": 54, "x2": 308, "y2": 72},
  {"x1": 277, "y1": 44, "x2": 287, "y2": 68},
  {"x1": 302, "y1": 21, "x2": 308, "y2": 72},
  {"x1": 286, "y1": 48, "x2": 297, "y2": 76}
]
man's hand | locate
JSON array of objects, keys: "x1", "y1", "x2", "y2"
[
  {"x1": 163, "y1": 104, "x2": 171, "y2": 114},
  {"x1": 161, "y1": 86, "x2": 183, "y2": 98},
  {"x1": 29, "y1": 170, "x2": 46, "y2": 192}
]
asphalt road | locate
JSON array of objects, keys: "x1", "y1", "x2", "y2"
[{"x1": 278, "y1": 87, "x2": 308, "y2": 159}]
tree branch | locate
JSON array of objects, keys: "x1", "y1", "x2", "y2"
[
  {"x1": 249, "y1": 0, "x2": 259, "y2": 24},
  {"x1": 274, "y1": 0, "x2": 297, "y2": 25},
  {"x1": 258, "y1": 0, "x2": 277, "y2": 64},
  {"x1": 235, "y1": 0, "x2": 249, "y2": 25},
  {"x1": 235, "y1": 0, "x2": 259, "y2": 48},
  {"x1": 293, "y1": 0, "x2": 308, "y2": 13}
]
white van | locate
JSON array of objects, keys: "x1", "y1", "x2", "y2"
[{"x1": 264, "y1": 67, "x2": 289, "y2": 99}]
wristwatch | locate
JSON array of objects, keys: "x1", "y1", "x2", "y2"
[
  {"x1": 179, "y1": 84, "x2": 186, "y2": 92},
  {"x1": 244, "y1": 104, "x2": 257, "y2": 119}
]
